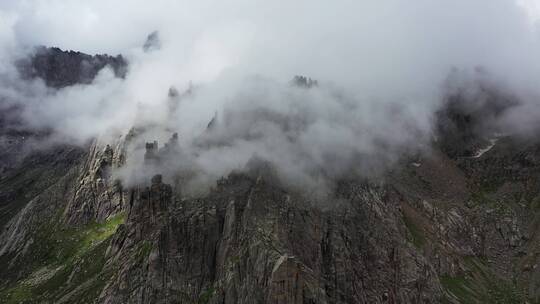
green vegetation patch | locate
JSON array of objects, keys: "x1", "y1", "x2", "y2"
[
  {"x1": 403, "y1": 213, "x2": 426, "y2": 249},
  {"x1": 470, "y1": 190, "x2": 515, "y2": 216},
  {"x1": 198, "y1": 286, "x2": 216, "y2": 304},
  {"x1": 529, "y1": 196, "x2": 540, "y2": 211},
  {"x1": 0, "y1": 284, "x2": 32, "y2": 304},
  {"x1": 0, "y1": 213, "x2": 125, "y2": 304},
  {"x1": 137, "y1": 240, "x2": 153, "y2": 262},
  {"x1": 441, "y1": 257, "x2": 526, "y2": 304},
  {"x1": 440, "y1": 274, "x2": 479, "y2": 304}
]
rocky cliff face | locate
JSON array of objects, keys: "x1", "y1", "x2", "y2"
[
  {"x1": 0, "y1": 46, "x2": 127, "y2": 176},
  {"x1": 1, "y1": 48, "x2": 540, "y2": 304},
  {"x1": 17, "y1": 46, "x2": 127, "y2": 88}
]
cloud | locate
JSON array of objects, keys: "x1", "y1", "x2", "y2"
[{"x1": 1, "y1": 0, "x2": 540, "y2": 194}]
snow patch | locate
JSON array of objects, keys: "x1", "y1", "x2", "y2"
[{"x1": 472, "y1": 138, "x2": 498, "y2": 158}]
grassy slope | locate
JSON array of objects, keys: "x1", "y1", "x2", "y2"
[{"x1": 0, "y1": 213, "x2": 124, "y2": 304}]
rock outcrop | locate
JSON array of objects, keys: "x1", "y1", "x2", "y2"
[
  {"x1": 2, "y1": 48, "x2": 540, "y2": 304},
  {"x1": 17, "y1": 46, "x2": 127, "y2": 88}
]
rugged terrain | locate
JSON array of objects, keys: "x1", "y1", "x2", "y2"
[{"x1": 1, "y1": 48, "x2": 540, "y2": 304}]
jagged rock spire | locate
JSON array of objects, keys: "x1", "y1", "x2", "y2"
[
  {"x1": 143, "y1": 31, "x2": 161, "y2": 52},
  {"x1": 291, "y1": 75, "x2": 318, "y2": 88}
]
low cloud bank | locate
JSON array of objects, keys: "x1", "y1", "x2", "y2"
[{"x1": 1, "y1": 0, "x2": 540, "y2": 194}]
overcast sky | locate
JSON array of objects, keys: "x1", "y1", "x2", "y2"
[{"x1": 0, "y1": 1, "x2": 538, "y2": 83}]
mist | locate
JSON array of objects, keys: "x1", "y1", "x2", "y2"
[{"x1": 1, "y1": 0, "x2": 540, "y2": 195}]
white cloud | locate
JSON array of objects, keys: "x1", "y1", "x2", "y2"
[
  {"x1": 1, "y1": 0, "x2": 540, "y2": 192},
  {"x1": 518, "y1": 0, "x2": 540, "y2": 22}
]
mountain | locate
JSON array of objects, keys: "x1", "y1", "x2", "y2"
[
  {"x1": 1, "y1": 47, "x2": 540, "y2": 304},
  {"x1": 16, "y1": 46, "x2": 127, "y2": 89}
]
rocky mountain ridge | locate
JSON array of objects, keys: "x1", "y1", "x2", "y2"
[
  {"x1": 1, "y1": 47, "x2": 540, "y2": 304},
  {"x1": 16, "y1": 46, "x2": 127, "y2": 88}
]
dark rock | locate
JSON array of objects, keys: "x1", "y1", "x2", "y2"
[
  {"x1": 3, "y1": 60, "x2": 540, "y2": 303},
  {"x1": 16, "y1": 46, "x2": 127, "y2": 89},
  {"x1": 291, "y1": 75, "x2": 318, "y2": 88},
  {"x1": 143, "y1": 31, "x2": 161, "y2": 52},
  {"x1": 144, "y1": 141, "x2": 159, "y2": 163}
]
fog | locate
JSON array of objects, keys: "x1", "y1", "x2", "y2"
[{"x1": 1, "y1": 0, "x2": 540, "y2": 194}]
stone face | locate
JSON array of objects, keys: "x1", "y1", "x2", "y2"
[
  {"x1": 2, "y1": 130, "x2": 540, "y2": 304},
  {"x1": 4, "y1": 48, "x2": 540, "y2": 303},
  {"x1": 127, "y1": 174, "x2": 171, "y2": 235},
  {"x1": 90, "y1": 173, "x2": 443, "y2": 304},
  {"x1": 5, "y1": 125, "x2": 540, "y2": 304},
  {"x1": 268, "y1": 255, "x2": 310, "y2": 304},
  {"x1": 64, "y1": 138, "x2": 127, "y2": 225},
  {"x1": 16, "y1": 46, "x2": 127, "y2": 88}
]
